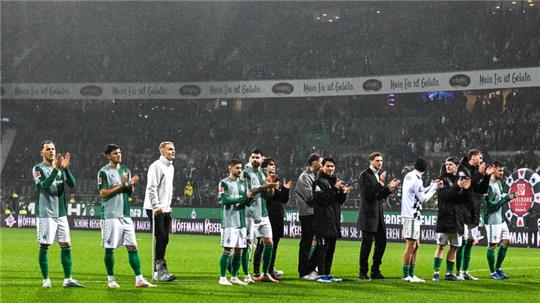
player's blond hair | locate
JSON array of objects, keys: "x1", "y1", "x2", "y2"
[{"x1": 159, "y1": 141, "x2": 174, "y2": 151}]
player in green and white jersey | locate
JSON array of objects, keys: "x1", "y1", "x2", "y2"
[
  {"x1": 98, "y1": 144, "x2": 156, "y2": 288},
  {"x1": 32, "y1": 140, "x2": 83, "y2": 288},
  {"x1": 483, "y1": 161, "x2": 516, "y2": 280},
  {"x1": 217, "y1": 159, "x2": 253, "y2": 286},
  {"x1": 242, "y1": 150, "x2": 279, "y2": 283}
]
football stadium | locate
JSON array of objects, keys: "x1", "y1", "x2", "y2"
[{"x1": 1, "y1": 1, "x2": 539, "y2": 302}]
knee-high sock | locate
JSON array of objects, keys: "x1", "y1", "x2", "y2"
[
  {"x1": 487, "y1": 247, "x2": 496, "y2": 273},
  {"x1": 495, "y1": 244, "x2": 508, "y2": 269},
  {"x1": 456, "y1": 245, "x2": 464, "y2": 272},
  {"x1": 241, "y1": 248, "x2": 250, "y2": 275},
  {"x1": 60, "y1": 247, "x2": 73, "y2": 279},
  {"x1": 262, "y1": 244, "x2": 273, "y2": 274},
  {"x1": 39, "y1": 247, "x2": 49, "y2": 279},
  {"x1": 433, "y1": 257, "x2": 443, "y2": 272},
  {"x1": 128, "y1": 250, "x2": 142, "y2": 276},
  {"x1": 104, "y1": 248, "x2": 115, "y2": 276},
  {"x1": 462, "y1": 240, "x2": 474, "y2": 272},
  {"x1": 219, "y1": 251, "x2": 232, "y2": 277},
  {"x1": 446, "y1": 260, "x2": 455, "y2": 274},
  {"x1": 231, "y1": 253, "x2": 242, "y2": 277}
]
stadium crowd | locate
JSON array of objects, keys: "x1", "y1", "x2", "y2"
[
  {"x1": 1, "y1": 2, "x2": 539, "y2": 83},
  {"x1": 2, "y1": 88, "x2": 539, "y2": 211}
]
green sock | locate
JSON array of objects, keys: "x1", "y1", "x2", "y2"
[
  {"x1": 241, "y1": 249, "x2": 250, "y2": 275},
  {"x1": 39, "y1": 247, "x2": 49, "y2": 279},
  {"x1": 495, "y1": 244, "x2": 508, "y2": 269},
  {"x1": 262, "y1": 244, "x2": 273, "y2": 274},
  {"x1": 409, "y1": 264, "x2": 416, "y2": 277},
  {"x1": 456, "y1": 245, "x2": 464, "y2": 272},
  {"x1": 220, "y1": 251, "x2": 232, "y2": 277},
  {"x1": 231, "y1": 253, "x2": 242, "y2": 277},
  {"x1": 60, "y1": 247, "x2": 73, "y2": 279},
  {"x1": 308, "y1": 243, "x2": 316, "y2": 258},
  {"x1": 104, "y1": 249, "x2": 115, "y2": 276},
  {"x1": 127, "y1": 250, "x2": 142, "y2": 276},
  {"x1": 463, "y1": 240, "x2": 473, "y2": 272},
  {"x1": 487, "y1": 247, "x2": 496, "y2": 273},
  {"x1": 446, "y1": 260, "x2": 455, "y2": 274},
  {"x1": 433, "y1": 258, "x2": 443, "y2": 272},
  {"x1": 402, "y1": 264, "x2": 410, "y2": 278}
]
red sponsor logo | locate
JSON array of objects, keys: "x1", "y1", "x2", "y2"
[
  {"x1": 509, "y1": 180, "x2": 533, "y2": 217},
  {"x1": 34, "y1": 170, "x2": 41, "y2": 178}
]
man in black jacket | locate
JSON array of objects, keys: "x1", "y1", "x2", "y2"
[
  {"x1": 312, "y1": 158, "x2": 350, "y2": 283},
  {"x1": 253, "y1": 158, "x2": 292, "y2": 279},
  {"x1": 432, "y1": 157, "x2": 471, "y2": 282},
  {"x1": 456, "y1": 149, "x2": 495, "y2": 280},
  {"x1": 357, "y1": 152, "x2": 399, "y2": 280}
]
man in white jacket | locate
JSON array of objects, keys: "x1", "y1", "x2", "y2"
[{"x1": 144, "y1": 141, "x2": 176, "y2": 282}]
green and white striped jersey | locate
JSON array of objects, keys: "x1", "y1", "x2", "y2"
[
  {"x1": 32, "y1": 163, "x2": 76, "y2": 218},
  {"x1": 98, "y1": 164, "x2": 132, "y2": 219},
  {"x1": 483, "y1": 179, "x2": 511, "y2": 225},
  {"x1": 218, "y1": 177, "x2": 249, "y2": 228},
  {"x1": 243, "y1": 166, "x2": 268, "y2": 219}
]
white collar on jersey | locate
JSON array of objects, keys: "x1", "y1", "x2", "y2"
[{"x1": 159, "y1": 155, "x2": 173, "y2": 166}]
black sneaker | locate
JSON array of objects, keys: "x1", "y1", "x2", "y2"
[
  {"x1": 370, "y1": 272, "x2": 385, "y2": 280},
  {"x1": 358, "y1": 272, "x2": 370, "y2": 281},
  {"x1": 445, "y1": 274, "x2": 459, "y2": 281},
  {"x1": 432, "y1": 272, "x2": 440, "y2": 282}
]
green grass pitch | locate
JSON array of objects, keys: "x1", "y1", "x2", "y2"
[{"x1": 1, "y1": 228, "x2": 539, "y2": 302}]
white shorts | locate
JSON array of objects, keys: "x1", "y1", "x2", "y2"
[
  {"x1": 221, "y1": 227, "x2": 247, "y2": 248},
  {"x1": 485, "y1": 222, "x2": 510, "y2": 244},
  {"x1": 246, "y1": 216, "x2": 273, "y2": 242},
  {"x1": 37, "y1": 216, "x2": 71, "y2": 244},
  {"x1": 462, "y1": 224, "x2": 482, "y2": 241},
  {"x1": 436, "y1": 232, "x2": 462, "y2": 247},
  {"x1": 402, "y1": 218, "x2": 421, "y2": 240},
  {"x1": 101, "y1": 218, "x2": 137, "y2": 249}
]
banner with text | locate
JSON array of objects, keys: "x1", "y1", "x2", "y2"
[
  {"x1": 2, "y1": 208, "x2": 538, "y2": 248},
  {"x1": 2, "y1": 67, "x2": 538, "y2": 100}
]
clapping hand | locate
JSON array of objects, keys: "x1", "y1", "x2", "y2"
[
  {"x1": 61, "y1": 152, "x2": 71, "y2": 169},
  {"x1": 388, "y1": 178, "x2": 400, "y2": 190},
  {"x1": 53, "y1": 154, "x2": 63, "y2": 169}
]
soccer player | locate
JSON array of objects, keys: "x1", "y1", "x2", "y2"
[
  {"x1": 457, "y1": 149, "x2": 496, "y2": 280},
  {"x1": 253, "y1": 158, "x2": 291, "y2": 279},
  {"x1": 432, "y1": 157, "x2": 471, "y2": 282},
  {"x1": 400, "y1": 158, "x2": 440, "y2": 283},
  {"x1": 98, "y1": 144, "x2": 156, "y2": 288},
  {"x1": 32, "y1": 140, "x2": 83, "y2": 288},
  {"x1": 144, "y1": 141, "x2": 176, "y2": 281},
  {"x1": 483, "y1": 161, "x2": 516, "y2": 279},
  {"x1": 218, "y1": 159, "x2": 253, "y2": 286},
  {"x1": 243, "y1": 150, "x2": 279, "y2": 283}
]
